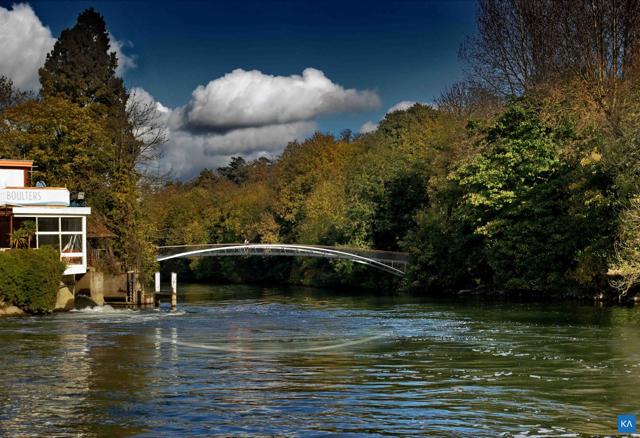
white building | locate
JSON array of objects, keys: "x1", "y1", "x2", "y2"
[{"x1": 0, "y1": 160, "x2": 90, "y2": 275}]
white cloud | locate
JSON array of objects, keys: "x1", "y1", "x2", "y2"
[
  {"x1": 359, "y1": 121, "x2": 378, "y2": 134},
  {"x1": 387, "y1": 100, "x2": 419, "y2": 113},
  {"x1": 0, "y1": 3, "x2": 55, "y2": 90},
  {"x1": 182, "y1": 67, "x2": 380, "y2": 131},
  {"x1": 109, "y1": 33, "x2": 137, "y2": 77},
  {"x1": 130, "y1": 87, "x2": 316, "y2": 178},
  {"x1": 131, "y1": 69, "x2": 379, "y2": 178},
  {"x1": 163, "y1": 121, "x2": 315, "y2": 178},
  {"x1": 359, "y1": 100, "x2": 424, "y2": 134},
  {"x1": 129, "y1": 87, "x2": 171, "y2": 119}
]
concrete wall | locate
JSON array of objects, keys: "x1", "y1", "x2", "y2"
[
  {"x1": 76, "y1": 269, "x2": 145, "y2": 304},
  {"x1": 55, "y1": 284, "x2": 74, "y2": 310},
  {"x1": 76, "y1": 268, "x2": 106, "y2": 305}
]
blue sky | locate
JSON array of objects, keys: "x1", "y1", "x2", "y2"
[{"x1": 0, "y1": 0, "x2": 478, "y2": 177}]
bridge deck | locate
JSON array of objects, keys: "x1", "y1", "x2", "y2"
[{"x1": 156, "y1": 243, "x2": 409, "y2": 276}]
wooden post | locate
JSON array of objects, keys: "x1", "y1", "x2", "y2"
[
  {"x1": 154, "y1": 272, "x2": 160, "y2": 307},
  {"x1": 171, "y1": 272, "x2": 177, "y2": 310},
  {"x1": 126, "y1": 271, "x2": 135, "y2": 304}
]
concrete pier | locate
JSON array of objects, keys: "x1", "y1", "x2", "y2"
[{"x1": 171, "y1": 272, "x2": 177, "y2": 310}]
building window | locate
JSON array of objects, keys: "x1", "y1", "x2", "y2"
[
  {"x1": 35, "y1": 216, "x2": 84, "y2": 266},
  {"x1": 62, "y1": 217, "x2": 82, "y2": 232},
  {"x1": 38, "y1": 217, "x2": 58, "y2": 232},
  {"x1": 62, "y1": 234, "x2": 82, "y2": 253},
  {"x1": 38, "y1": 234, "x2": 60, "y2": 249}
]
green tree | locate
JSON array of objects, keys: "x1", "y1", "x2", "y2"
[
  {"x1": 609, "y1": 197, "x2": 640, "y2": 298},
  {"x1": 453, "y1": 101, "x2": 614, "y2": 292},
  {"x1": 217, "y1": 156, "x2": 249, "y2": 184},
  {"x1": 345, "y1": 104, "x2": 465, "y2": 250},
  {"x1": 39, "y1": 8, "x2": 125, "y2": 112}
]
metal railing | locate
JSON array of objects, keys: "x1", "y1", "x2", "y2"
[{"x1": 156, "y1": 243, "x2": 409, "y2": 276}]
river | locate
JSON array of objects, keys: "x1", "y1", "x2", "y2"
[{"x1": 0, "y1": 284, "x2": 638, "y2": 436}]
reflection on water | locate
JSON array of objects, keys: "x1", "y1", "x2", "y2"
[{"x1": 0, "y1": 284, "x2": 639, "y2": 436}]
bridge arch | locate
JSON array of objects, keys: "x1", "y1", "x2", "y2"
[{"x1": 156, "y1": 243, "x2": 408, "y2": 276}]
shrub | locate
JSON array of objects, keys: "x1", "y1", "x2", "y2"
[{"x1": 0, "y1": 247, "x2": 66, "y2": 314}]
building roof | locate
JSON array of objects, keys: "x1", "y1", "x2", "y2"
[
  {"x1": 12, "y1": 206, "x2": 91, "y2": 215},
  {"x1": 0, "y1": 160, "x2": 33, "y2": 168}
]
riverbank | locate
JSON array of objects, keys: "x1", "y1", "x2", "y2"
[
  {"x1": 0, "y1": 300, "x2": 24, "y2": 316},
  {"x1": 431, "y1": 284, "x2": 640, "y2": 305},
  {"x1": 0, "y1": 284, "x2": 82, "y2": 317}
]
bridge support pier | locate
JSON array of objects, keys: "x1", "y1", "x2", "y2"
[
  {"x1": 154, "y1": 272, "x2": 160, "y2": 307},
  {"x1": 171, "y1": 272, "x2": 177, "y2": 310}
]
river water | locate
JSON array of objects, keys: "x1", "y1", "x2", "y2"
[{"x1": 0, "y1": 284, "x2": 639, "y2": 437}]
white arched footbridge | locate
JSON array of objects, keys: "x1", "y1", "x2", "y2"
[{"x1": 156, "y1": 243, "x2": 409, "y2": 276}]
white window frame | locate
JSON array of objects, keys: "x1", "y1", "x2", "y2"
[{"x1": 16, "y1": 215, "x2": 87, "y2": 275}]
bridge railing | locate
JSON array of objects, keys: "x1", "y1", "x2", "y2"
[{"x1": 156, "y1": 243, "x2": 409, "y2": 264}]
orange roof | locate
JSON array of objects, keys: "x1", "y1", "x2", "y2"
[{"x1": 0, "y1": 160, "x2": 33, "y2": 168}]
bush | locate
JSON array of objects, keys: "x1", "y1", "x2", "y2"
[{"x1": 0, "y1": 247, "x2": 66, "y2": 314}]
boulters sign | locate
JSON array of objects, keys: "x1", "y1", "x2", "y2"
[{"x1": 0, "y1": 188, "x2": 70, "y2": 206}]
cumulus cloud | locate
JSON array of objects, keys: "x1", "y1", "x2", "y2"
[
  {"x1": 109, "y1": 33, "x2": 138, "y2": 77},
  {"x1": 130, "y1": 87, "x2": 316, "y2": 178},
  {"x1": 359, "y1": 100, "x2": 426, "y2": 134},
  {"x1": 163, "y1": 121, "x2": 315, "y2": 178},
  {"x1": 182, "y1": 68, "x2": 380, "y2": 132},
  {"x1": 129, "y1": 87, "x2": 171, "y2": 119},
  {"x1": 0, "y1": 3, "x2": 55, "y2": 90},
  {"x1": 130, "y1": 69, "x2": 379, "y2": 178}
]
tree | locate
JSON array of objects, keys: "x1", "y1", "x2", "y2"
[
  {"x1": 345, "y1": 104, "x2": 465, "y2": 250},
  {"x1": 462, "y1": 0, "x2": 561, "y2": 95},
  {"x1": 39, "y1": 8, "x2": 125, "y2": 111},
  {"x1": 0, "y1": 97, "x2": 111, "y2": 205},
  {"x1": 217, "y1": 156, "x2": 249, "y2": 184},
  {"x1": 435, "y1": 81, "x2": 502, "y2": 119},
  {"x1": 11, "y1": 221, "x2": 36, "y2": 249},
  {"x1": 126, "y1": 89, "x2": 167, "y2": 176},
  {"x1": 451, "y1": 100, "x2": 616, "y2": 292},
  {"x1": 0, "y1": 76, "x2": 32, "y2": 112},
  {"x1": 38, "y1": 8, "x2": 159, "y2": 278},
  {"x1": 463, "y1": 0, "x2": 640, "y2": 105},
  {"x1": 609, "y1": 197, "x2": 640, "y2": 298},
  {"x1": 274, "y1": 133, "x2": 339, "y2": 241}
]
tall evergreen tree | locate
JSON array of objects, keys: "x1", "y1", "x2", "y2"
[{"x1": 39, "y1": 8, "x2": 127, "y2": 112}]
